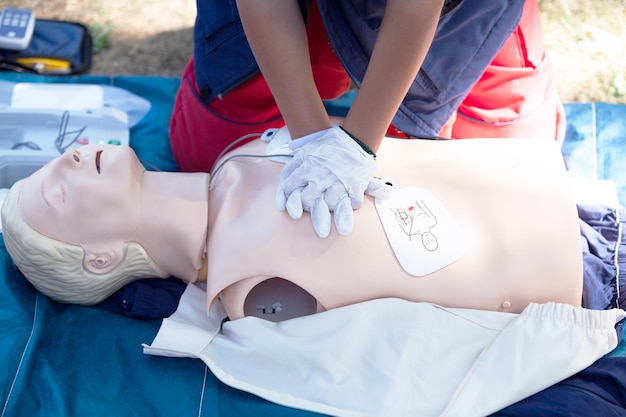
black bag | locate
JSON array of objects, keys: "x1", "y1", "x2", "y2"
[{"x1": 0, "y1": 19, "x2": 92, "y2": 75}]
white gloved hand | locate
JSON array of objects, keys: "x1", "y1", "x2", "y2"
[{"x1": 276, "y1": 126, "x2": 391, "y2": 238}]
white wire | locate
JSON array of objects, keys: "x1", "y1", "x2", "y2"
[
  {"x1": 209, "y1": 132, "x2": 263, "y2": 178},
  {"x1": 208, "y1": 152, "x2": 293, "y2": 190},
  {"x1": 208, "y1": 131, "x2": 293, "y2": 189}
]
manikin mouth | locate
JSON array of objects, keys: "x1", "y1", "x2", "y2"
[{"x1": 95, "y1": 150, "x2": 103, "y2": 174}]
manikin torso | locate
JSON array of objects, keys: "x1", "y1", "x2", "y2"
[{"x1": 206, "y1": 137, "x2": 583, "y2": 321}]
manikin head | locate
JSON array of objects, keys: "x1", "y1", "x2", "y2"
[{"x1": 1, "y1": 145, "x2": 171, "y2": 305}]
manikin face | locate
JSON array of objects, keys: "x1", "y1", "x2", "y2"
[
  {"x1": 18, "y1": 144, "x2": 145, "y2": 251},
  {"x1": 421, "y1": 232, "x2": 439, "y2": 252}
]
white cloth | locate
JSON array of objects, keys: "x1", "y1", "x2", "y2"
[{"x1": 144, "y1": 284, "x2": 625, "y2": 417}]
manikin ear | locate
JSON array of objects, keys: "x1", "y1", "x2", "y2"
[{"x1": 82, "y1": 243, "x2": 125, "y2": 274}]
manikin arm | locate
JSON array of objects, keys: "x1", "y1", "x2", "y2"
[{"x1": 236, "y1": 0, "x2": 444, "y2": 151}]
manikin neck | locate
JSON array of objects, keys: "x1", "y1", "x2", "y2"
[{"x1": 132, "y1": 171, "x2": 210, "y2": 282}]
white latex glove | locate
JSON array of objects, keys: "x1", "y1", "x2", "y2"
[{"x1": 276, "y1": 126, "x2": 391, "y2": 238}]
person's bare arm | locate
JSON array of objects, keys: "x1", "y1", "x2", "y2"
[
  {"x1": 343, "y1": 0, "x2": 444, "y2": 152},
  {"x1": 236, "y1": 0, "x2": 332, "y2": 139},
  {"x1": 238, "y1": 0, "x2": 443, "y2": 237}
]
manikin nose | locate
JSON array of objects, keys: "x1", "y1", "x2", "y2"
[{"x1": 59, "y1": 149, "x2": 81, "y2": 165}]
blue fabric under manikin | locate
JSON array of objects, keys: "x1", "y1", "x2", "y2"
[{"x1": 492, "y1": 356, "x2": 626, "y2": 416}]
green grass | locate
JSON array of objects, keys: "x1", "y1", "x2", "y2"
[
  {"x1": 540, "y1": 0, "x2": 626, "y2": 103},
  {"x1": 89, "y1": 22, "x2": 114, "y2": 54}
]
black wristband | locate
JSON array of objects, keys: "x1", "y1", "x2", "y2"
[{"x1": 339, "y1": 126, "x2": 377, "y2": 159}]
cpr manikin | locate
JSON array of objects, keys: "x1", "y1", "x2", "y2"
[{"x1": 1, "y1": 136, "x2": 583, "y2": 321}]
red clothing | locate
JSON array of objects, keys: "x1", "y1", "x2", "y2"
[
  {"x1": 170, "y1": 0, "x2": 349, "y2": 172},
  {"x1": 448, "y1": 0, "x2": 566, "y2": 144}
]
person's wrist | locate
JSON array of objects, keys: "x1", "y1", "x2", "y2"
[
  {"x1": 338, "y1": 126, "x2": 377, "y2": 159},
  {"x1": 294, "y1": 128, "x2": 331, "y2": 142},
  {"x1": 288, "y1": 127, "x2": 333, "y2": 150}
]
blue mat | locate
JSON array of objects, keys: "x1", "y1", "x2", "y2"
[{"x1": 563, "y1": 102, "x2": 626, "y2": 206}]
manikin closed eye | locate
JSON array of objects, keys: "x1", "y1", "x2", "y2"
[{"x1": 95, "y1": 150, "x2": 103, "y2": 174}]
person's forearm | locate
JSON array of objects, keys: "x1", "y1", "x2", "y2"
[
  {"x1": 343, "y1": 0, "x2": 444, "y2": 151},
  {"x1": 236, "y1": 0, "x2": 332, "y2": 138}
]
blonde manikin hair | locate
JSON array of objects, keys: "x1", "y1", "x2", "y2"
[{"x1": 1, "y1": 180, "x2": 169, "y2": 305}]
